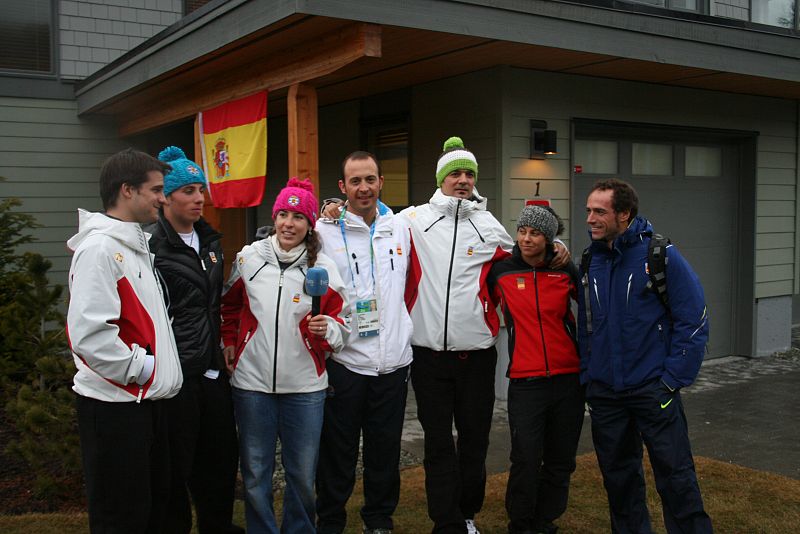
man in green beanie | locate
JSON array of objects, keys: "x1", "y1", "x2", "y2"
[{"x1": 323, "y1": 137, "x2": 568, "y2": 533}]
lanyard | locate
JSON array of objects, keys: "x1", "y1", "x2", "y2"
[{"x1": 339, "y1": 207, "x2": 376, "y2": 295}]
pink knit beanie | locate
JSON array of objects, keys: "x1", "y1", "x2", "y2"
[{"x1": 272, "y1": 177, "x2": 318, "y2": 225}]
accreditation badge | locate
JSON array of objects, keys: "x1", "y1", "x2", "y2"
[{"x1": 356, "y1": 299, "x2": 380, "y2": 337}]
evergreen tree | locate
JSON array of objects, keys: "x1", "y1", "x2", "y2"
[{"x1": 0, "y1": 189, "x2": 79, "y2": 501}]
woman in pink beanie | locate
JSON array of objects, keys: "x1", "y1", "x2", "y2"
[{"x1": 221, "y1": 178, "x2": 351, "y2": 534}]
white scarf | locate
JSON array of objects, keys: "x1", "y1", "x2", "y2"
[{"x1": 269, "y1": 234, "x2": 307, "y2": 264}]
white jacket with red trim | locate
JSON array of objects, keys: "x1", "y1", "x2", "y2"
[
  {"x1": 401, "y1": 188, "x2": 513, "y2": 351},
  {"x1": 316, "y1": 204, "x2": 413, "y2": 376},
  {"x1": 220, "y1": 238, "x2": 350, "y2": 394},
  {"x1": 66, "y1": 209, "x2": 183, "y2": 402}
]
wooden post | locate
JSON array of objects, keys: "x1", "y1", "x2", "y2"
[{"x1": 287, "y1": 83, "x2": 319, "y2": 191}]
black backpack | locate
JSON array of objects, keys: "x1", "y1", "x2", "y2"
[{"x1": 579, "y1": 233, "x2": 671, "y2": 336}]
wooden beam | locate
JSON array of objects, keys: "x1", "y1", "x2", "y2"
[
  {"x1": 119, "y1": 22, "x2": 381, "y2": 137},
  {"x1": 287, "y1": 83, "x2": 319, "y2": 190}
]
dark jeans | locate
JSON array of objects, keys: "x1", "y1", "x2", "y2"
[
  {"x1": 411, "y1": 345, "x2": 497, "y2": 534},
  {"x1": 506, "y1": 373, "x2": 585, "y2": 534},
  {"x1": 164, "y1": 373, "x2": 241, "y2": 534},
  {"x1": 233, "y1": 387, "x2": 326, "y2": 534},
  {"x1": 586, "y1": 379, "x2": 713, "y2": 534},
  {"x1": 76, "y1": 394, "x2": 170, "y2": 534},
  {"x1": 316, "y1": 360, "x2": 410, "y2": 533}
]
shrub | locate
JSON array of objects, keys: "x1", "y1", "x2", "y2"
[{"x1": 0, "y1": 192, "x2": 79, "y2": 502}]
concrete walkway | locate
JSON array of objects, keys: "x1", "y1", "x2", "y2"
[{"x1": 401, "y1": 349, "x2": 800, "y2": 480}]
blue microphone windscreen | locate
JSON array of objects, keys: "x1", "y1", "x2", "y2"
[{"x1": 305, "y1": 267, "x2": 329, "y2": 297}]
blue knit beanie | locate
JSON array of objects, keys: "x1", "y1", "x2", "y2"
[{"x1": 158, "y1": 146, "x2": 206, "y2": 196}]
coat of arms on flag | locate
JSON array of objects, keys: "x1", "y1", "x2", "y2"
[{"x1": 199, "y1": 92, "x2": 267, "y2": 208}]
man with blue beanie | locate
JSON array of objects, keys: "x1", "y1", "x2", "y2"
[{"x1": 148, "y1": 146, "x2": 243, "y2": 534}]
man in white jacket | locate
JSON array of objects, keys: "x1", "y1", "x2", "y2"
[
  {"x1": 315, "y1": 151, "x2": 413, "y2": 534},
  {"x1": 402, "y1": 136, "x2": 513, "y2": 534},
  {"x1": 66, "y1": 148, "x2": 183, "y2": 533}
]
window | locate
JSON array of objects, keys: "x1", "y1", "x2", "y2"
[
  {"x1": 366, "y1": 126, "x2": 409, "y2": 208},
  {"x1": 574, "y1": 140, "x2": 619, "y2": 174},
  {"x1": 632, "y1": 143, "x2": 673, "y2": 175},
  {"x1": 685, "y1": 146, "x2": 722, "y2": 176},
  {"x1": 712, "y1": 0, "x2": 797, "y2": 28},
  {"x1": 624, "y1": 0, "x2": 700, "y2": 12},
  {"x1": 0, "y1": 0, "x2": 52, "y2": 73},
  {"x1": 621, "y1": 0, "x2": 798, "y2": 28},
  {"x1": 751, "y1": 0, "x2": 796, "y2": 27}
]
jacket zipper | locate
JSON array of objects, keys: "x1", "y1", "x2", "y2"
[
  {"x1": 194, "y1": 241, "x2": 218, "y2": 370},
  {"x1": 443, "y1": 200, "x2": 461, "y2": 350},
  {"x1": 468, "y1": 219, "x2": 485, "y2": 243},
  {"x1": 532, "y1": 269, "x2": 550, "y2": 377},
  {"x1": 272, "y1": 269, "x2": 284, "y2": 392},
  {"x1": 424, "y1": 215, "x2": 445, "y2": 232}
]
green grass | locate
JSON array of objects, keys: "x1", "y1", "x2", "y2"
[{"x1": 3, "y1": 454, "x2": 799, "y2": 533}]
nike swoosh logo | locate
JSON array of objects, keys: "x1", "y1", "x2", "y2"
[{"x1": 661, "y1": 399, "x2": 673, "y2": 409}]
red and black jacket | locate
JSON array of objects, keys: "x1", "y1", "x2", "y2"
[{"x1": 488, "y1": 244, "x2": 580, "y2": 379}]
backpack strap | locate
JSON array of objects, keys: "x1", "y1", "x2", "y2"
[
  {"x1": 580, "y1": 247, "x2": 593, "y2": 336},
  {"x1": 646, "y1": 233, "x2": 671, "y2": 316}
]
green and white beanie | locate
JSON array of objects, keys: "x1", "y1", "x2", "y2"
[{"x1": 436, "y1": 136, "x2": 478, "y2": 187}]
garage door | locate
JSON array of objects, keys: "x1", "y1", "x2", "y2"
[{"x1": 570, "y1": 132, "x2": 740, "y2": 359}]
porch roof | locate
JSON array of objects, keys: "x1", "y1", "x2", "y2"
[{"x1": 75, "y1": 0, "x2": 800, "y2": 135}]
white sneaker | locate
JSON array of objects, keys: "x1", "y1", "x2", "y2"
[{"x1": 465, "y1": 519, "x2": 480, "y2": 534}]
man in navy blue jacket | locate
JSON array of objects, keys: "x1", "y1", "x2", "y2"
[{"x1": 577, "y1": 179, "x2": 712, "y2": 534}]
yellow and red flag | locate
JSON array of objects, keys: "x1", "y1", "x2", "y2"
[{"x1": 199, "y1": 92, "x2": 267, "y2": 208}]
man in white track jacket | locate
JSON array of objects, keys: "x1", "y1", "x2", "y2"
[
  {"x1": 402, "y1": 136, "x2": 513, "y2": 534},
  {"x1": 66, "y1": 148, "x2": 183, "y2": 533},
  {"x1": 315, "y1": 151, "x2": 413, "y2": 534}
]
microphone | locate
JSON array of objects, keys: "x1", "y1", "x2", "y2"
[{"x1": 305, "y1": 267, "x2": 329, "y2": 316}]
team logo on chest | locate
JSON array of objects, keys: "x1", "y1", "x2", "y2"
[
  {"x1": 292, "y1": 293, "x2": 301, "y2": 303},
  {"x1": 114, "y1": 253, "x2": 123, "y2": 263},
  {"x1": 516, "y1": 277, "x2": 525, "y2": 290},
  {"x1": 209, "y1": 251, "x2": 218, "y2": 263},
  {"x1": 466, "y1": 246, "x2": 474, "y2": 256}
]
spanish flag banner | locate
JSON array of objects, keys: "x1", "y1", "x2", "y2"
[{"x1": 199, "y1": 92, "x2": 267, "y2": 208}]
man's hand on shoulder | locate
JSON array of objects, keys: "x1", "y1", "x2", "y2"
[
  {"x1": 320, "y1": 199, "x2": 344, "y2": 220},
  {"x1": 551, "y1": 239, "x2": 571, "y2": 268}
]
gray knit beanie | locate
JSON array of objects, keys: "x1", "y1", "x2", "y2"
[{"x1": 516, "y1": 205, "x2": 558, "y2": 242}]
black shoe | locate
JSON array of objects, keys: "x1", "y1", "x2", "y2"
[{"x1": 533, "y1": 523, "x2": 558, "y2": 534}]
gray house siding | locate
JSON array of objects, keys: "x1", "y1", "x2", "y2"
[
  {"x1": 411, "y1": 69, "x2": 502, "y2": 212},
  {"x1": 0, "y1": 96, "x2": 126, "y2": 288},
  {"x1": 58, "y1": 0, "x2": 182, "y2": 79}
]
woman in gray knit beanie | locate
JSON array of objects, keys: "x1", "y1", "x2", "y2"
[
  {"x1": 487, "y1": 203, "x2": 582, "y2": 534},
  {"x1": 515, "y1": 205, "x2": 564, "y2": 265}
]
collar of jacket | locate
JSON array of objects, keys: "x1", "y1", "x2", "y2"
[
  {"x1": 67, "y1": 209, "x2": 151, "y2": 255},
  {"x1": 155, "y1": 213, "x2": 222, "y2": 250},
  {"x1": 511, "y1": 242, "x2": 556, "y2": 267},
  {"x1": 250, "y1": 237, "x2": 309, "y2": 269},
  {"x1": 428, "y1": 187, "x2": 487, "y2": 218}
]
